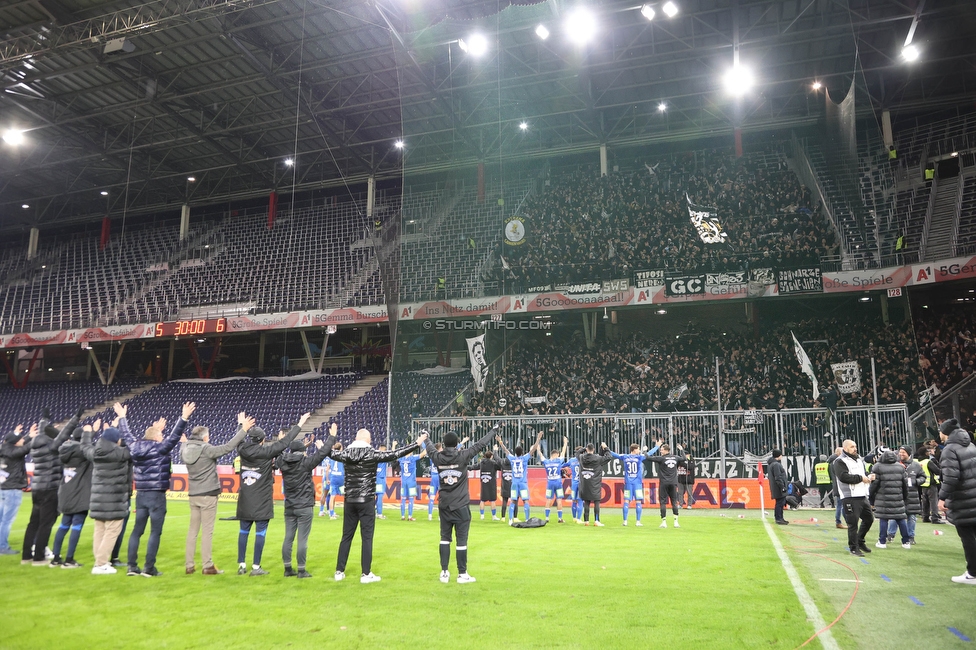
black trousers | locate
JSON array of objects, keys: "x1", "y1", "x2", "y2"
[
  {"x1": 22, "y1": 489, "x2": 59, "y2": 561},
  {"x1": 659, "y1": 484, "x2": 679, "y2": 516},
  {"x1": 439, "y1": 506, "x2": 472, "y2": 573},
  {"x1": 774, "y1": 496, "x2": 787, "y2": 522},
  {"x1": 921, "y1": 484, "x2": 940, "y2": 520},
  {"x1": 956, "y1": 524, "x2": 976, "y2": 577},
  {"x1": 841, "y1": 497, "x2": 874, "y2": 551},
  {"x1": 817, "y1": 486, "x2": 834, "y2": 507},
  {"x1": 336, "y1": 500, "x2": 375, "y2": 575}
]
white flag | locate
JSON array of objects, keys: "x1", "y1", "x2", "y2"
[
  {"x1": 792, "y1": 332, "x2": 820, "y2": 400},
  {"x1": 466, "y1": 334, "x2": 488, "y2": 393},
  {"x1": 830, "y1": 361, "x2": 861, "y2": 394}
]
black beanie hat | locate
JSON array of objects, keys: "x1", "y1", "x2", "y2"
[
  {"x1": 443, "y1": 432, "x2": 459, "y2": 448},
  {"x1": 940, "y1": 418, "x2": 959, "y2": 436},
  {"x1": 289, "y1": 439, "x2": 305, "y2": 453},
  {"x1": 44, "y1": 424, "x2": 59, "y2": 438},
  {"x1": 247, "y1": 426, "x2": 266, "y2": 440}
]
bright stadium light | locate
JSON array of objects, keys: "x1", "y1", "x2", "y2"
[
  {"x1": 811, "y1": 80, "x2": 822, "y2": 90},
  {"x1": 394, "y1": 140, "x2": 404, "y2": 149},
  {"x1": 655, "y1": 308, "x2": 667, "y2": 315},
  {"x1": 535, "y1": 24, "x2": 550, "y2": 40},
  {"x1": 519, "y1": 121, "x2": 528, "y2": 131},
  {"x1": 657, "y1": 102, "x2": 667, "y2": 112},
  {"x1": 284, "y1": 158, "x2": 294, "y2": 167},
  {"x1": 723, "y1": 63, "x2": 754, "y2": 96},
  {"x1": 901, "y1": 44, "x2": 920, "y2": 62},
  {"x1": 565, "y1": 8, "x2": 597, "y2": 45},
  {"x1": 662, "y1": 1, "x2": 679, "y2": 18},
  {"x1": 186, "y1": 176, "x2": 196, "y2": 182},
  {"x1": 100, "y1": 190, "x2": 109, "y2": 196},
  {"x1": 3, "y1": 129, "x2": 24, "y2": 146},
  {"x1": 640, "y1": 4, "x2": 656, "y2": 20},
  {"x1": 459, "y1": 33, "x2": 488, "y2": 57},
  {"x1": 21, "y1": 203, "x2": 29, "y2": 209}
]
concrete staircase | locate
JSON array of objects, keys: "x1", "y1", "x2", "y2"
[
  {"x1": 77, "y1": 382, "x2": 159, "y2": 422},
  {"x1": 924, "y1": 176, "x2": 960, "y2": 261},
  {"x1": 305, "y1": 373, "x2": 388, "y2": 431}
]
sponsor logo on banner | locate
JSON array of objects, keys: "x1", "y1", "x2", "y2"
[
  {"x1": 665, "y1": 275, "x2": 705, "y2": 296},
  {"x1": 822, "y1": 265, "x2": 910, "y2": 292},
  {"x1": 912, "y1": 264, "x2": 935, "y2": 284},
  {"x1": 554, "y1": 282, "x2": 602, "y2": 294},
  {"x1": 601, "y1": 278, "x2": 629, "y2": 293},
  {"x1": 511, "y1": 296, "x2": 528, "y2": 313},
  {"x1": 635, "y1": 289, "x2": 653, "y2": 303},
  {"x1": 778, "y1": 267, "x2": 823, "y2": 294},
  {"x1": 830, "y1": 361, "x2": 861, "y2": 394},
  {"x1": 526, "y1": 284, "x2": 551, "y2": 293},
  {"x1": 635, "y1": 269, "x2": 665, "y2": 289},
  {"x1": 933, "y1": 257, "x2": 976, "y2": 282}
]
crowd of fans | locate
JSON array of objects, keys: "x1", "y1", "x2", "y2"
[
  {"x1": 502, "y1": 149, "x2": 840, "y2": 288},
  {"x1": 461, "y1": 316, "x2": 924, "y2": 420},
  {"x1": 915, "y1": 310, "x2": 976, "y2": 392}
]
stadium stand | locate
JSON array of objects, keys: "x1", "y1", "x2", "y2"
[
  {"x1": 915, "y1": 311, "x2": 976, "y2": 392},
  {"x1": 0, "y1": 379, "x2": 144, "y2": 436}
]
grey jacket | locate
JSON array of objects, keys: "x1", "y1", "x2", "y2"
[{"x1": 182, "y1": 427, "x2": 248, "y2": 497}]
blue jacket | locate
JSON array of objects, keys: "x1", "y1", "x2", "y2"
[{"x1": 119, "y1": 416, "x2": 186, "y2": 492}]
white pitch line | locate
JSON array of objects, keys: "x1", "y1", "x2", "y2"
[{"x1": 763, "y1": 518, "x2": 839, "y2": 650}]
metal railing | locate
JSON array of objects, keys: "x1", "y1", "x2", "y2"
[{"x1": 411, "y1": 404, "x2": 912, "y2": 479}]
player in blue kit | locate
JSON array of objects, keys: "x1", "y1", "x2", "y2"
[
  {"x1": 399, "y1": 449, "x2": 420, "y2": 521},
  {"x1": 610, "y1": 442, "x2": 660, "y2": 527},
  {"x1": 539, "y1": 436, "x2": 569, "y2": 523},
  {"x1": 375, "y1": 443, "x2": 391, "y2": 519},
  {"x1": 566, "y1": 453, "x2": 583, "y2": 523},
  {"x1": 496, "y1": 431, "x2": 543, "y2": 525},
  {"x1": 323, "y1": 442, "x2": 345, "y2": 519}
]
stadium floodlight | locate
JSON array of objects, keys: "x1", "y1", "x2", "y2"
[
  {"x1": 21, "y1": 204, "x2": 29, "y2": 209},
  {"x1": 723, "y1": 63, "x2": 754, "y2": 96},
  {"x1": 640, "y1": 4, "x2": 655, "y2": 20},
  {"x1": 655, "y1": 308, "x2": 667, "y2": 315},
  {"x1": 858, "y1": 296, "x2": 871, "y2": 303},
  {"x1": 394, "y1": 140, "x2": 405, "y2": 149},
  {"x1": 901, "y1": 44, "x2": 920, "y2": 62},
  {"x1": 657, "y1": 102, "x2": 667, "y2": 112},
  {"x1": 459, "y1": 33, "x2": 488, "y2": 57},
  {"x1": 519, "y1": 121, "x2": 529, "y2": 131},
  {"x1": 100, "y1": 190, "x2": 109, "y2": 196},
  {"x1": 186, "y1": 176, "x2": 196, "y2": 182},
  {"x1": 284, "y1": 158, "x2": 294, "y2": 167},
  {"x1": 662, "y1": 1, "x2": 679, "y2": 18},
  {"x1": 565, "y1": 8, "x2": 597, "y2": 45},
  {"x1": 811, "y1": 81, "x2": 822, "y2": 90},
  {"x1": 535, "y1": 24, "x2": 550, "y2": 40},
  {"x1": 2, "y1": 128, "x2": 24, "y2": 146},
  {"x1": 951, "y1": 151, "x2": 959, "y2": 157}
]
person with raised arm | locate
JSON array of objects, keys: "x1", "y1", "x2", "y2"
[
  {"x1": 576, "y1": 442, "x2": 614, "y2": 526},
  {"x1": 496, "y1": 431, "x2": 544, "y2": 525},
  {"x1": 0, "y1": 424, "x2": 38, "y2": 555},
  {"x1": 50, "y1": 420, "x2": 98, "y2": 568}
]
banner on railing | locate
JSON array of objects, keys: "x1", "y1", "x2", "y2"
[{"x1": 778, "y1": 267, "x2": 823, "y2": 294}]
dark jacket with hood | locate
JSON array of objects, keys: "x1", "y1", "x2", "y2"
[
  {"x1": 577, "y1": 448, "x2": 613, "y2": 501},
  {"x1": 236, "y1": 425, "x2": 302, "y2": 521},
  {"x1": 58, "y1": 427, "x2": 93, "y2": 515},
  {"x1": 182, "y1": 427, "x2": 248, "y2": 498},
  {"x1": 331, "y1": 440, "x2": 420, "y2": 503},
  {"x1": 768, "y1": 457, "x2": 788, "y2": 499},
  {"x1": 120, "y1": 416, "x2": 186, "y2": 492},
  {"x1": 423, "y1": 430, "x2": 495, "y2": 511},
  {"x1": 276, "y1": 435, "x2": 335, "y2": 510},
  {"x1": 0, "y1": 431, "x2": 33, "y2": 490},
  {"x1": 83, "y1": 437, "x2": 133, "y2": 521},
  {"x1": 30, "y1": 415, "x2": 80, "y2": 492},
  {"x1": 902, "y1": 457, "x2": 925, "y2": 516},
  {"x1": 938, "y1": 427, "x2": 976, "y2": 526},
  {"x1": 868, "y1": 450, "x2": 908, "y2": 519}
]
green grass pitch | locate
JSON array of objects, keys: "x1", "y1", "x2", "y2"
[{"x1": 0, "y1": 502, "x2": 972, "y2": 649}]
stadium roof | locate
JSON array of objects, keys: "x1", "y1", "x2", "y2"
[{"x1": 0, "y1": 0, "x2": 973, "y2": 229}]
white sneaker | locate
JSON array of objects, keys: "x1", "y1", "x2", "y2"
[
  {"x1": 622, "y1": 521, "x2": 628, "y2": 527},
  {"x1": 439, "y1": 570, "x2": 450, "y2": 583},
  {"x1": 91, "y1": 565, "x2": 115, "y2": 575},
  {"x1": 594, "y1": 521, "x2": 605, "y2": 527},
  {"x1": 318, "y1": 511, "x2": 325, "y2": 517},
  {"x1": 428, "y1": 515, "x2": 433, "y2": 521},
  {"x1": 674, "y1": 520, "x2": 680, "y2": 528},
  {"x1": 361, "y1": 572, "x2": 381, "y2": 584},
  {"x1": 951, "y1": 572, "x2": 976, "y2": 585},
  {"x1": 635, "y1": 521, "x2": 643, "y2": 527},
  {"x1": 492, "y1": 516, "x2": 500, "y2": 521},
  {"x1": 659, "y1": 520, "x2": 667, "y2": 528},
  {"x1": 875, "y1": 542, "x2": 887, "y2": 549},
  {"x1": 902, "y1": 543, "x2": 911, "y2": 549},
  {"x1": 334, "y1": 571, "x2": 345, "y2": 581},
  {"x1": 480, "y1": 514, "x2": 485, "y2": 520},
  {"x1": 330, "y1": 515, "x2": 338, "y2": 520},
  {"x1": 457, "y1": 573, "x2": 476, "y2": 584}
]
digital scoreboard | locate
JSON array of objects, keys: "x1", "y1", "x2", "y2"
[{"x1": 153, "y1": 318, "x2": 227, "y2": 338}]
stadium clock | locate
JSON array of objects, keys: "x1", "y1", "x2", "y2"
[{"x1": 154, "y1": 318, "x2": 227, "y2": 338}]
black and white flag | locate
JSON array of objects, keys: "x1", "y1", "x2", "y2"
[
  {"x1": 830, "y1": 361, "x2": 861, "y2": 394},
  {"x1": 668, "y1": 383, "x2": 689, "y2": 402},
  {"x1": 686, "y1": 193, "x2": 728, "y2": 244},
  {"x1": 792, "y1": 331, "x2": 820, "y2": 400},
  {"x1": 466, "y1": 334, "x2": 488, "y2": 393}
]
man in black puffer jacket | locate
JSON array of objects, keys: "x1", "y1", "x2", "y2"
[
  {"x1": 887, "y1": 446, "x2": 924, "y2": 545},
  {"x1": 937, "y1": 419, "x2": 976, "y2": 585},
  {"x1": 868, "y1": 450, "x2": 909, "y2": 549},
  {"x1": 235, "y1": 414, "x2": 308, "y2": 576},
  {"x1": 23, "y1": 408, "x2": 81, "y2": 564},
  {"x1": 0, "y1": 424, "x2": 38, "y2": 555},
  {"x1": 115, "y1": 401, "x2": 194, "y2": 578},
  {"x1": 276, "y1": 424, "x2": 335, "y2": 578},
  {"x1": 331, "y1": 428, "x2": 425, "y2": 584},
  {"x1": 82, "y1": 427, "x2": 132, "y2": 575},
  {"x1": 50, "y1": 422, "x2": 96, "y2": 568}
]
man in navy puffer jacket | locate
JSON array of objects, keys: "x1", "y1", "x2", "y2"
[{"x1": 114, "y1": 401, "x2": 195, "y2": 577}]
